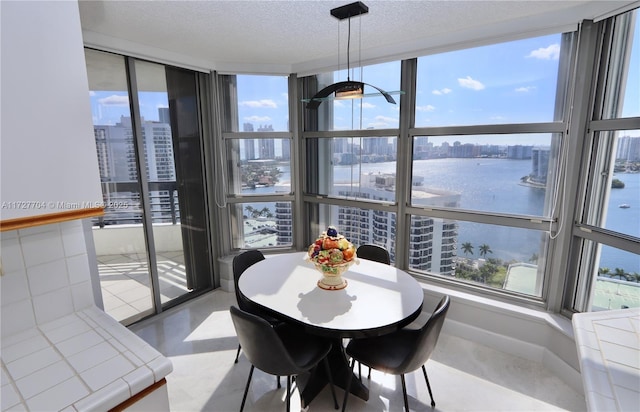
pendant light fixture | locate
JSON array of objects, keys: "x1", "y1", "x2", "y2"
[{"x1": 305, "y1": 1, "x2": 397, "y2": 110}]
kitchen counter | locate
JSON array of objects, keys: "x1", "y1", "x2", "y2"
[
  {"x1": 572, "y1": 308, "x2": 640, "y2": 412},
  {"x1": 1, "y1": 306, "x2": 172, "y2": 411}
]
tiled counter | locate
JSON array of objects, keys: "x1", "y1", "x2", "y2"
[
  {"x1": 572, "y1": 308, "x2": 640, "y2": 412},
  {"x1": 1, "y1": 307, "x2": 172, "y2": 411}
]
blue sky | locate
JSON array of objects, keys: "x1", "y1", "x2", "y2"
[{"x1": 90, "y1": 26, "x2": 638, "y2": 146}]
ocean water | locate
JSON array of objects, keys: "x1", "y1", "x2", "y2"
[{"x1": 244, "y1": 158, "x2": 639, "y2": 271}]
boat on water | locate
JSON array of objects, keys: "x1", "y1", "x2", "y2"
[{"x1": 619, "y1": 204, "x2": 631, "y2": 208}]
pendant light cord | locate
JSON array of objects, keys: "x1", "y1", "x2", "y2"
[{"x1": 347, "y1": 16, "x2": 352, "y2": 81}]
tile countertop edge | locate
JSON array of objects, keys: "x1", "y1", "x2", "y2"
[
  {"x1": 571, "y1": 308, "x2": 640, "y2": 412},
  {"x1": 1, "y1": 306, "x2": 172, "y2": 412}
]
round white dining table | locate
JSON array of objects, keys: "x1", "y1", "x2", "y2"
[{"x1": 237, "y1": 251, "x2": 424, "y2": 405}]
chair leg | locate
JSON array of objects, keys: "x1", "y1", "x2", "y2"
[
  {"x1": 341, "y1": 358, "x2": 356, "y2": 412},
  {"x1": 358, "y1": 361, "x2": 362, "y2": 381},
  {"x1": 234, "y1": 344, "x2": 241, "y2": 363},
  {"x1": 240, "y1": 365, "x2": 254, "y2": 412},
  {"x1": 277, "y1": 375, "x2": 281, "y2": 388},
  {"x1": 367, "y1": 366, "x2": 372, "y2": 379},
  {"x1": 322, "y1": 357, "x2": 339, "y2": 409},
  {"x1": 286, "y1": 375, "x2": 291, "y2": 412},
  {"x1": 400, "y1": 374, "x2": 409, "y2": 412},
  {"x1": 422, "y1": 365, "x2": 436, "y2": 407}
]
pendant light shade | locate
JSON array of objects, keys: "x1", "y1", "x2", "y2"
[{"x1": 305, "y1": 2, "x2": 398, "y2": 110}]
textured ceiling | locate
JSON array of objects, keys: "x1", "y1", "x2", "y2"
[{"x1": 79, "y1": 0, "x2": 638, "y2": 74}]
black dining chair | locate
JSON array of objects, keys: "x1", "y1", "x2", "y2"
[
  {"x1": 356, "y1": 244, "x2": 391, "y2": 265},
  {"x1": 341, "y1": 295, "x2": 451, "y2": 412},
  {"x1": 232, "y1": 250, "x2": 281, "y2": 364},
  {"x1": 354, "y1": 244, "x2": 391, "y2": 379},
  {"x1": 230, "y1": 305, "x2": 339, "y2": 412}
]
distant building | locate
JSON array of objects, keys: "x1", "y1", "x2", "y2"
[
  {"x1": 329, "y1": 173, "x2": 460, "y2": 276},
  {"x1": 93, "y1": 115, "x2": 177, "y2": 224},
  {"x1": 617, "y1": 135, "x2": 640, "y2": 161},
  {"x1": 530, "y1": 147, "x2": 550, "y2": 185},
  {"x1": 158, "y1": 107, "x2": 170, "y2": 124},
  {"x1": 507, "y1": 145, "x2": 533, "y2": 159}
]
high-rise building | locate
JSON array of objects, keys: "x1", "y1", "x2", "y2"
[
  {"x1": 531, "y1": 147, "x2": 550, "y2": 185},
  {"x1": 507, "y1": 145, "x2": 533, "y2": 159},
  {"x1": 259, "y1": 138, "x2": 275, "y2": 159},
  {"x1": 158, "y1": 107, "x2": 170, "y2": 124},
  {"x1": 329, "y1": 173, "x2": 460, "y2": 275},
  {"x1": 93, "y1": 116, "x2": 177, "y2": 224}
]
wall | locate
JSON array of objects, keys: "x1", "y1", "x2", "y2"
[
  {"x1": 0, "y1": 0, "x2": 102, "y2": 224},
  {"x1": 1, "y1": 221, "x2": 95, "y2": 337}
]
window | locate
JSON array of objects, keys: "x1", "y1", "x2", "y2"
[
  {"x1": 415, "y1": 34, "x2": 563, "y2": 126},
  {"x1": 307, "y1": 136, "x2": 398, "y2": 201},
  {"x1": 570, "y1": 9, "x2": 640, "y2": 312},
  {"x1": 220, "y1": 74, "x2": 294, "y2": 250},
  {"x1": 303, "y1": 32, "x2": 572, "y2": 300},
  {"x1": 411, "y1": 134, "x2": 558, "y2": 217},
  {"x1": 303, "y1": 61, "x2": 401, "y2": 131},
  {"x1": 85, "y1": 50, "x2": 214, "y2": 325}
]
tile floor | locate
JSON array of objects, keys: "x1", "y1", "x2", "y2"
[
  {"x1": 97, "y1": 252, "x2": 189, "y2": 323},
  {"x1": 128, "y1": 290, "x2": 587, "y2": 412}
]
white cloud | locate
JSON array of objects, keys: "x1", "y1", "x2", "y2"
[
  {"x1": 99, "y1": 95, "x2": 129, "y2": 106},
  {"x1": 432, "y1": 88, "x2": 452, "y2": 95},
  {"x1": 515, "y1": 86, "x2": 536, "y2": 93},
  {"x1": 361, "y1": 102, "x2": 376, "y2": 109},
  {"x1": 244, "y1": 115, "x2": 271, "y2": 122},
  {"x1": 375, "y1": 115, "x2": 397, "y2": 123},
  {"x1": 89, "y1": 91, "x2": 96, "y2": 97},
  {"x1": 239, "y1": 99, "x2": 278, "y2": 108},
  {"x1": 527, "y1": 44, "x2": 560, "y2": 60},
  {"x1": 416, "y1": 105, "x2": 436, "y2": 112},
  {"x1": 458, "y1": 76, "x2": 485, "y2": 90}
]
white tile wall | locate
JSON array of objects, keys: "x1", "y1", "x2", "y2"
[
  {"x1": 1, "y1": 222, "x2": 92, "y2": 336},
  {"x1": 1, "y1": 221, "x2": 172, "y2": 411}
]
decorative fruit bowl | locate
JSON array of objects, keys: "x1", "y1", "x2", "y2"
[{"x1": 307, "y1": 226, "x2": 357, "y2": 290}]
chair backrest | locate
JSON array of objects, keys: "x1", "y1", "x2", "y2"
[
  {"x1": 229, "y1": 305, "x2": 304, "y2": 376},
  {"x1": 398, "y1": 295, "x2": 450, "y2": 374},
  {"x1": 232, "y1": 250, "x2": 265, "y2": 312},
  {"x1": 357, "y1": 244, "x2": 391, "y2": 265}
]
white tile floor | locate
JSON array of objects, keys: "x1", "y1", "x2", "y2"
[
  {"x1": 129, "y1": 290, "x2": 587, "y2": 412},
  {"x1": 97, "y1": 252, "x2": 189, "y2": 323}
]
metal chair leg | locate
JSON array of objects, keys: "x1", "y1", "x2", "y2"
[
  {"x1": 367, "y1": 366, "x2": 371, "y2": 379},
  {"x1": 400, "y1": 374, "x2": 409, "y2": 412},
  {"x1": 240, "y1": 365, "x2": 254, "y2": 412},
  {"x1": 277, "y1": 375, "x2": 281, "y2": 388},
  {"x1": 341, "y1": 358, "x2": 356, "y2": 412},
  {"x1": 234, "y1": 344, "x2": 241, "y2": 363},
  {"x1": 286, "y1": 376, "x2": 291, "y2": 412},
  {"x1": 322, "y1": 357, "x2": 339, "y2": 409},
  {"x1": 422, "y1": 365, "x2": 436, "y2": 407}
]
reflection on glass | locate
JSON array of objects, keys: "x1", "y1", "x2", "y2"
[
  {"x1": 233, "y1": 202, "x2": 293, "y2": 248},
  {"x1": 307, "y1": 61, "x2": 401, "y2": 131},
  {"x1": 315, "y1": 204, "x2": 397, "y2": 262},
  {"x1": 85, "y1": 49, "x2": 154, "y2": 324},
  {"x1": 411, "y1": 135, "x2": 556, "y2": 217},
  {"x1": 603, "y1": 9, "x2": 639, "y2": 119},
  {"x1": 590, "y1": 242, "x2": 640, "y2": 311},
  {"x1": 311, "y1": 136, "x2": 397, "y2": 202},
  {"x1": 409, "y1": 219, "x2": 548, "y2": 297},
  {"x1": 134, "y1": 59, "x2": 191, "y2": 304},
  {"x1": 603, "y1": 130, "x2": 640, "y2": 238},
  {"x1": 415, "y1": 33, "x2": 563, "y2": 126},
  {"x1": 226, "y1": 139, "x2": 292, "y2": 195}
]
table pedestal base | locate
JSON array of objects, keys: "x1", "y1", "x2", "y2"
[{"x1": 298, "y1": 338, "x2": 369, "y2": 407}]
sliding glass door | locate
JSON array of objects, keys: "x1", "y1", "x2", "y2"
[{"x1": 85, "y1": 49, "x2": 213, "y2": 325}]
